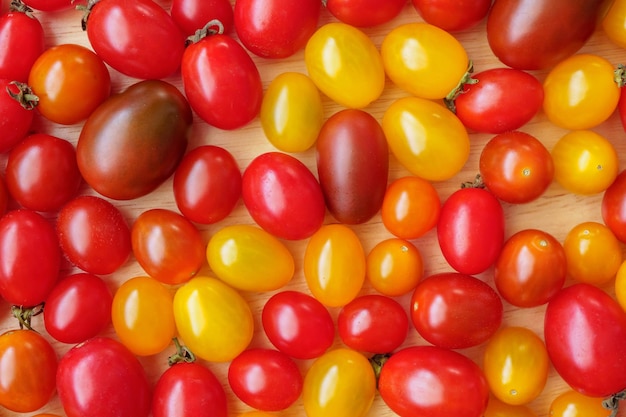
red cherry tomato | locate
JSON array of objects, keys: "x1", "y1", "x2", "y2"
[
  {"x1": 602, "y1": 169, "x2": 626, "y2": 243},
  {"x1": 0, "y1": 80, "x2": 35, "y2": 153},
  {"x1": 170, "y1": 0, "x2": 233, "y2": 36},
  {"x1": 0, "y1": 4, "x2": 44, "y2": 82},
  {"x1": 412, "y1": 0, "x2": 492, "y2": 32},
  {"x1": 22, "y1": 0, "x2": 73, "y2": 11},
  {"x1": 0, "y1": 175, "x2": 7, "y2": 215},
  {"x1": 325, "y1": 0, "x2": 405, "y2": 27}
]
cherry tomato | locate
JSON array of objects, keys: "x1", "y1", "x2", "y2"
[
  {"x1": 316, "y1": 109, "x2": 388, "y2": 224},
  {"x1": 0, "y1": 329, "x2": 57, "y2": 412},
  {"x1": 5, "y1": 133, "x2": 82, "y2": 212},
  {"x1": 378, "y1": 346, "x2": 489, "y2": 417},
  {"x1": 0, "y1": 175, "x2": 8, "y2": 215},
  {"x1": 619, "y1": 86, "x2": 626, "y2": 132},
  {"x1": 603, "y1": 0, "x2": 626, "y2": 49},
  {"x1": 366, "y1": 238, "x2": 424, "y2": 297},
  {"x1": 82, "y1": 0, "x2": 185, "y2": 79},
  {"x1": 234, "y1": 0, "x2": 320, "y2": 58},
  {"x1": 305, "y1": 22, "x2": 385, "y2": 108},
  {"x1": 437, "y1": 186, "x2": 505, "y2": 275},
  {"x1": 483, "y1": 397, "x2": 538, "y2": 417},
  {"x1": 551, "y1": 130, "x2": 618, "y2": 195},
  {"x1": 494, "y1": 229, "x2": 566, "y2": 307},
  {"x1": 603, "y1": 170, "x2": 626, "y2": 243},
  {"x1": 170, "y1": 0, "x2": 233, "y2": 37},
  {"x1": 228, "y1": 348, "x2": 303, "y2": 411},
  {"x1": 549, "y1": 389, "x2": 612, "y2": 417},
  {"x1": 544, "y1": 283, "x2": 626, "y2": 397},
  {"x1": 44, "y1": 272, "x2": 112, "y2": 344},
  {"x1": 337, "y1": 294, "x2": 409, "y2": 354},
  {"x1": 325, "y1": 0, "x2": 405, "y2": 27},
  {"x1": 207, "y1": 224, "x2": 294, "y2": 292},
  {"x1": 77, "y1": 79, "x2": 192, "y2": 200},
  {"x1": 0, "y1": 4, "x2": 44, "y2": 82},
  {"x1": 242, "y1": 152, "x2": 325, "y2": 240},
  {"x1": 483, "y1": 326, "x2": 549, "y2": 405},
  {"x1": 182, "y1": 30, "x2": 262, "y2": 130},
  {"x1": 22, "y1": 0, "x2": 73, "y2": 11},
  {"x1": 0, "y1": 79, "x2": 35, "y2": 153},
  {"x1": 173, "y1": 145, "x2": 241, "y2": 224},
  {"x1": 56, "y1": 195, "x2": 131, "y2": 275},
  {"x1": 411, "y1": 0, "x2": 492, "y2": 32},
  {"x1": 616, "y1": 260, "x2": 626, "y2": 311},
  {"x1": 261, "y1": 290, "x2": 334, "y2": 360},
  {"x1": 302, "y1": 348, "x2": 376, "y2": 417},
  {"x1": 479, "y1": 131, "x2": 554, "y2": 204},
  {"x1": 57, "y1": 337, "x2": 152, "y2": 417},
  {"x1": 173, "y1": 276, "x2": 254, "y2": 362},
  {"x1": 382, "y1": 96, "x2": 470, "y2": 181},
  {"x1": 304, "y1": 223, "x2": 366, "y2": 307},
  {"x1": 0, "y1": 209, "x2": 60, "y2": 306},
  {"x1": 410, "y1": 272, "x2": 503, "y2": 349},
  {"x1": 381, "y1": 22, "x2": 469, "y2": 100}
]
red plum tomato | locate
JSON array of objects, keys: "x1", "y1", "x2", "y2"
[
  {"x1": 0, "y1": 80, "x2": 35, "y2": 153},
  {"x1": 0, "y1": 5, "x2": 44, "y2": 82},
  {"x1": 602, "y1": 169, "x2": 626, "y2": 243},
  {"x1": 412, "y1": 0, "x2": 492, "y2": 32},
  {"x1": 22, "y1": 0, "x2": 73, "y2": 11},
  {"x1": 326, "y1": 0, "x2": 405, "y2": 27},
  {"x1": 170, "y1": 0, "x2": 233, "y2": 36}
]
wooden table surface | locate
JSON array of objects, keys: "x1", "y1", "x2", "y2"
[{"x1": 1, "y1": 1, "x2": 626, "y2": 416}]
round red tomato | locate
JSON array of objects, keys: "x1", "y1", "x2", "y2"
[
  {"x1": 602, "y1": 169, "x2": 626, "y2": 243},
  {"x1": 0, "y1": 5, "x2": 44, "y2": 82},
  {"x1": 170, "y1": 0, "x2": 233, "y2": 36},
  {"x1": 242, "y1": 152, "x2": 325, "y2": 240},
  {"x1": 325, "y1": 0, "x2": 405, "y2": 27},
  {"x1": 0, "y1": 80, "x2": 35, "y2": 153},
  {"x1": 412, "y1": 0, "x2": 491, "y2": 32}
]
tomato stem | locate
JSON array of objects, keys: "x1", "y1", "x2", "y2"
[
  {"x1": 368, "y1": 353, "x2": 390, "y2": 388},
  {"x1": 603, "y1": 390, "x2": 625, "y2": 417},
  {"x1": 10, "y1": 303, "x2": 44, "y2": 331},
  {"x1": 461, "y1": 173, "x2": 486, "y2": 189},
  {"x1": 167, "y1": 337, "x2": 196, "y2": 366},
  {"x1": 9, "y1": 0, "x2": 35, "y2": 16},
  {"x1": 77, "y1": 0, "x2": 99, "y2": 31},
  {"x1": 186, "y1": 19, "x2": 225, "y2": 46},
  {"x1": 615, "y1": 64, "x2": 626, "y2": 88},
  {"x1": 444, "y1": 60, "x2": 478, "y2": 113},
  {"x1": 6, "y1": 81, "x2": 39, "y2": 110}
]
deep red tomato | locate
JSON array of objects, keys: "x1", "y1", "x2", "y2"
[
  {"x1": 56, "y1": 195, "x2": 132, "y2": 275},
  {"x1": 131, "y1": 208, "x2": 205, "y2": 285},
  {"x1": 242, "y1": 152, "x2": 325, "y2": 240},
  {"x1": 0, "y1": 79, "x2": 35, "y2": 153},
  {"x1": 0, "y1": 329, "x2": 57, "y2": 412},
  {"x1": 544, "y1": 283, "x2": 626, "y2": 398},
  {"x1": 5, "y1": 133, "x2": 82, "y2": 212},
  {"x1": 411, "y1": 0, "x2": 492, "y2": 32},
  {"x1": 0, "y1": 175, "x2": 7, "y2": 215},
  {"x1": 173, "y1": 145, "x2": 241, "y2": 224},
  {"x1": 43, "y1": 272, "x2": 112, "y2": 344},
  {"x1": 57, "y1": 337, "x2": 152, "y2": 417},
  {"x1": 316, "y1": 109, "x2": 388, "y2": 224},
  {"x1": 602, "y1": 169, "x2": 626, "y2": 243},
  {"x1": 479, "y1": 131, "x2": 554, "y2": 204},
  {"x1": 0, "y1": 4, "x2": 44, "y2": 82},
  {"x1": 262, "y1": 290, "x2": 334, "y2": 359},
  {"x1": 378, "y1": 346, "x2": 489, "y2": 417},
  {"x1": 437, "y1": 186, "x2": 505, "y2": 275},
  {"x1": 182, "y1": 31, "x2": 262, "y2": 130},
  {"x1": 0, "y1": 209, "x2": 60, "y2": 306},
  {"x1": 228, "y1": 348, "x2": 303, "y2": 411},
  {"x1": 22, "y1": 0, "x2": 73, "y2": 11},
  {"x1": 325, "y1": 0, "x2": 405, "y2": 27},
  {"x1": 451, "y1": 68, "x2": 544, "y2": 134},
  {"x1": 82, "y1": 0, "x2": 186, "y2": 79},
  {"x1": 410, "y1": 272, "x2": 503, "y2": 349},
  {"x1": 170, "y1": 0, "x2": 233, "y2": 36},
  {"x1": 337, "y1": 294, "x2": 409, "y2": 354}
]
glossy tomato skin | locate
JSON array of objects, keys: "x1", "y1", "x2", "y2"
[
  {"x1": 0, "y1": 329, "x2": 57, "y2": 412},
  {"x1": 22, "y1": 0, "x2": 73, "y2": 11},
  {"x1": 84, "y1": 0, "x2": 185, "y2": 79},
  {"x1": 410, "y1": 272, "x2": 503, "y2": 349},
  {"x1": 549, "y1": 389, "x2": 612, "y2": 417},
  {"x1": 366, "y1": 238, "x2": 424, "y2": 296},
  {"x1": 454, "y1": 68, "x2": 544, "y2": 134},
  {"x1": 0, "y1": 79, "x2": 35, "y2": 153},
  {"x1": 437, "y1": 187, "x2": 505, "y2": 275},
  {"x1": 316, "y1": 109, "x2": 388, "y2": 224},
  {"x1": 544, "y1": 283, "x2": 626, "y2": 397},
  {"x1": 57, "y1": 337, "x2": 152, "y2": 417},
  {"x1": 602, "y1": 169, "x2": 626, "y2": 243},
  {"x1": 153, "y1": 362, "x2": 227, "y2": 417},
  {"x1": 0, "y1": 176, "x2": 8, "y2": 215},
  {"x1": 170, "y1": 0, "x2": 233, "y2": 36},
  {"x1": 182, "y1": 34, "x2": 262, "y2": 130},
  {"x1": 326, "y1": 0, "x2": 405, "y2": 27},
  {"x1": 486, "y1": 0, "x2": 604, "y2": 70},
  {"x1": 0, "y1": 7, "x2": 44, "y2": 82},
  {"x1": 412, "y1": 0, "x2": 492, "y2": 32},
  {"x1": 242, "y1": 152, "x2": 325, "y2": 240},
  {"x1": 0, "y1": 209, "x2": 60, "y2": 306},
  {"x1": 378, "y1": 346, "x2": 489, "y2": 417},
  {"x1": 77, "y1": 79, "x2": 191, "y2": 200}
]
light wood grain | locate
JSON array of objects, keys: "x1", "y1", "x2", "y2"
[{"x1": 1, "y1": 1, "x2": 626, "y2": 416}]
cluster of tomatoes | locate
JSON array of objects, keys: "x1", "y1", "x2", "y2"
[{"x1": 2, "y1": 0, "x2": 626, "y2": 416}]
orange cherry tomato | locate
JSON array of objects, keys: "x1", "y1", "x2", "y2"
[{"x1": 366, "y1": 238, "x2": 424, "y2": 297}]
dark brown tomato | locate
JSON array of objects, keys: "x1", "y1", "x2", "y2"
[
  {"x1": 76, "y1": 79, "x2": 191, "y2": 200},
  {"x1": 316, "y1": 109, "x2": 389, "y2": 224}
]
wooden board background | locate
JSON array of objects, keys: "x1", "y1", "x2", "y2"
[{"x1": 1, "y1": 0, "x2": 626, "y2": 416}]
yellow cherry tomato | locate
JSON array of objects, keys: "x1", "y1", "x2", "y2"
[
  {"x1": 543, "y1": 53, "x2": 620, "y2": 130},
  {"x1": 483, "y1": 326, "x2": 549, "y2": 405},
  {"x1": 483, "y1": 396, "x2": 538, "y2": 417},
  {"x1": 381, "y1": 22, "x2": 469, "y2": 100},
  {"x1": 615, "y1": 260, "x2": 626, "y2": 312},
  {"x1": 206, "y1": 224, "x2": 295, "y2": 292},
  {"x1": 173, "y1": 276, "x2": 254, "y2": 362},
  {"x1": 382, "y1": 96, "x2": 470, "y2": 181},
  {"x1": 304, "y1": 22, "x2": 385, "y2": 108},
  {"x1": 366, "y1": 238, "x2": 424, "y2": 297},
  {"x1": 603, "y1": 0, "x2": 626, "y2": 50},
  {"x1": 302, "y1": 348, "x2": 376, "y2": 417},
  {"x1": 549, "y1": 389, "x2": 612, "y2": 417},
  {"x1": 304, "y1": 223, "x2": 366, "y2": 307},
  {"x1": 260, "y1": 72, "x2": 324, "y2": 153},
  {"x1": 111, "y1": 276, "x2": 176, "y2": 356},
  {"x1": 563, "y1": 221, "x2": 623, "y2": 286},
  {"x1": 551, "y1": 130, "x2": 619, "y2": 195}
]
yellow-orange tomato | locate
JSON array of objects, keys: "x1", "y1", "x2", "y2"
[
  {"x1": 483, "y1": 397, "x2": 538, "y2": 417},
  {"x1": 603, "y1": 0, "x2": 626, "y2": 49},
  {"x1": 549, "y1": 389, "x2": 612, "y2": 417},
  {"x1": 615, "y1": 260, "x2": 626, "y2": 312},
  {"x1": 366, "y1": 238, "x2": 424, "y2": 296}
]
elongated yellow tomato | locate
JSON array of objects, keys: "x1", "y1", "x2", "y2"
[
  {"x1": 382, "y1": 96, "x2": 470, "y2": 181},
  {"x1": 483, "y1": 326, "x2": 549, "y2": 405},
  {"x1": 111, "y1": 276, "x2": 175, "y2": 356},
  {"x1": 206, "y1": 224, "x2": 295, "y2": 292},
  {"x1": 603, "y1": 0, "x2": 626, "y2": 50},
  {"x1": 549, "y1": 389, "x2": 612, "y2": 417},
  {"x1": 381, "y1": 22, "x2": 469, "y2": 100},
  {"x1": 302, "y1": 348, "x2": 376, "y2": 417},
  {"x1": 304, "y1": 223, "x2": 365, "y2": 307},
  {"x1": 173, "y1": 276, "x2": 254, "y2": 362},
  {"x1": 304, "y1": 22, "x2": 385, "y2": 108},
  {"x1": 260, "y1": 72, "x2": 324, "y2": 153}
]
